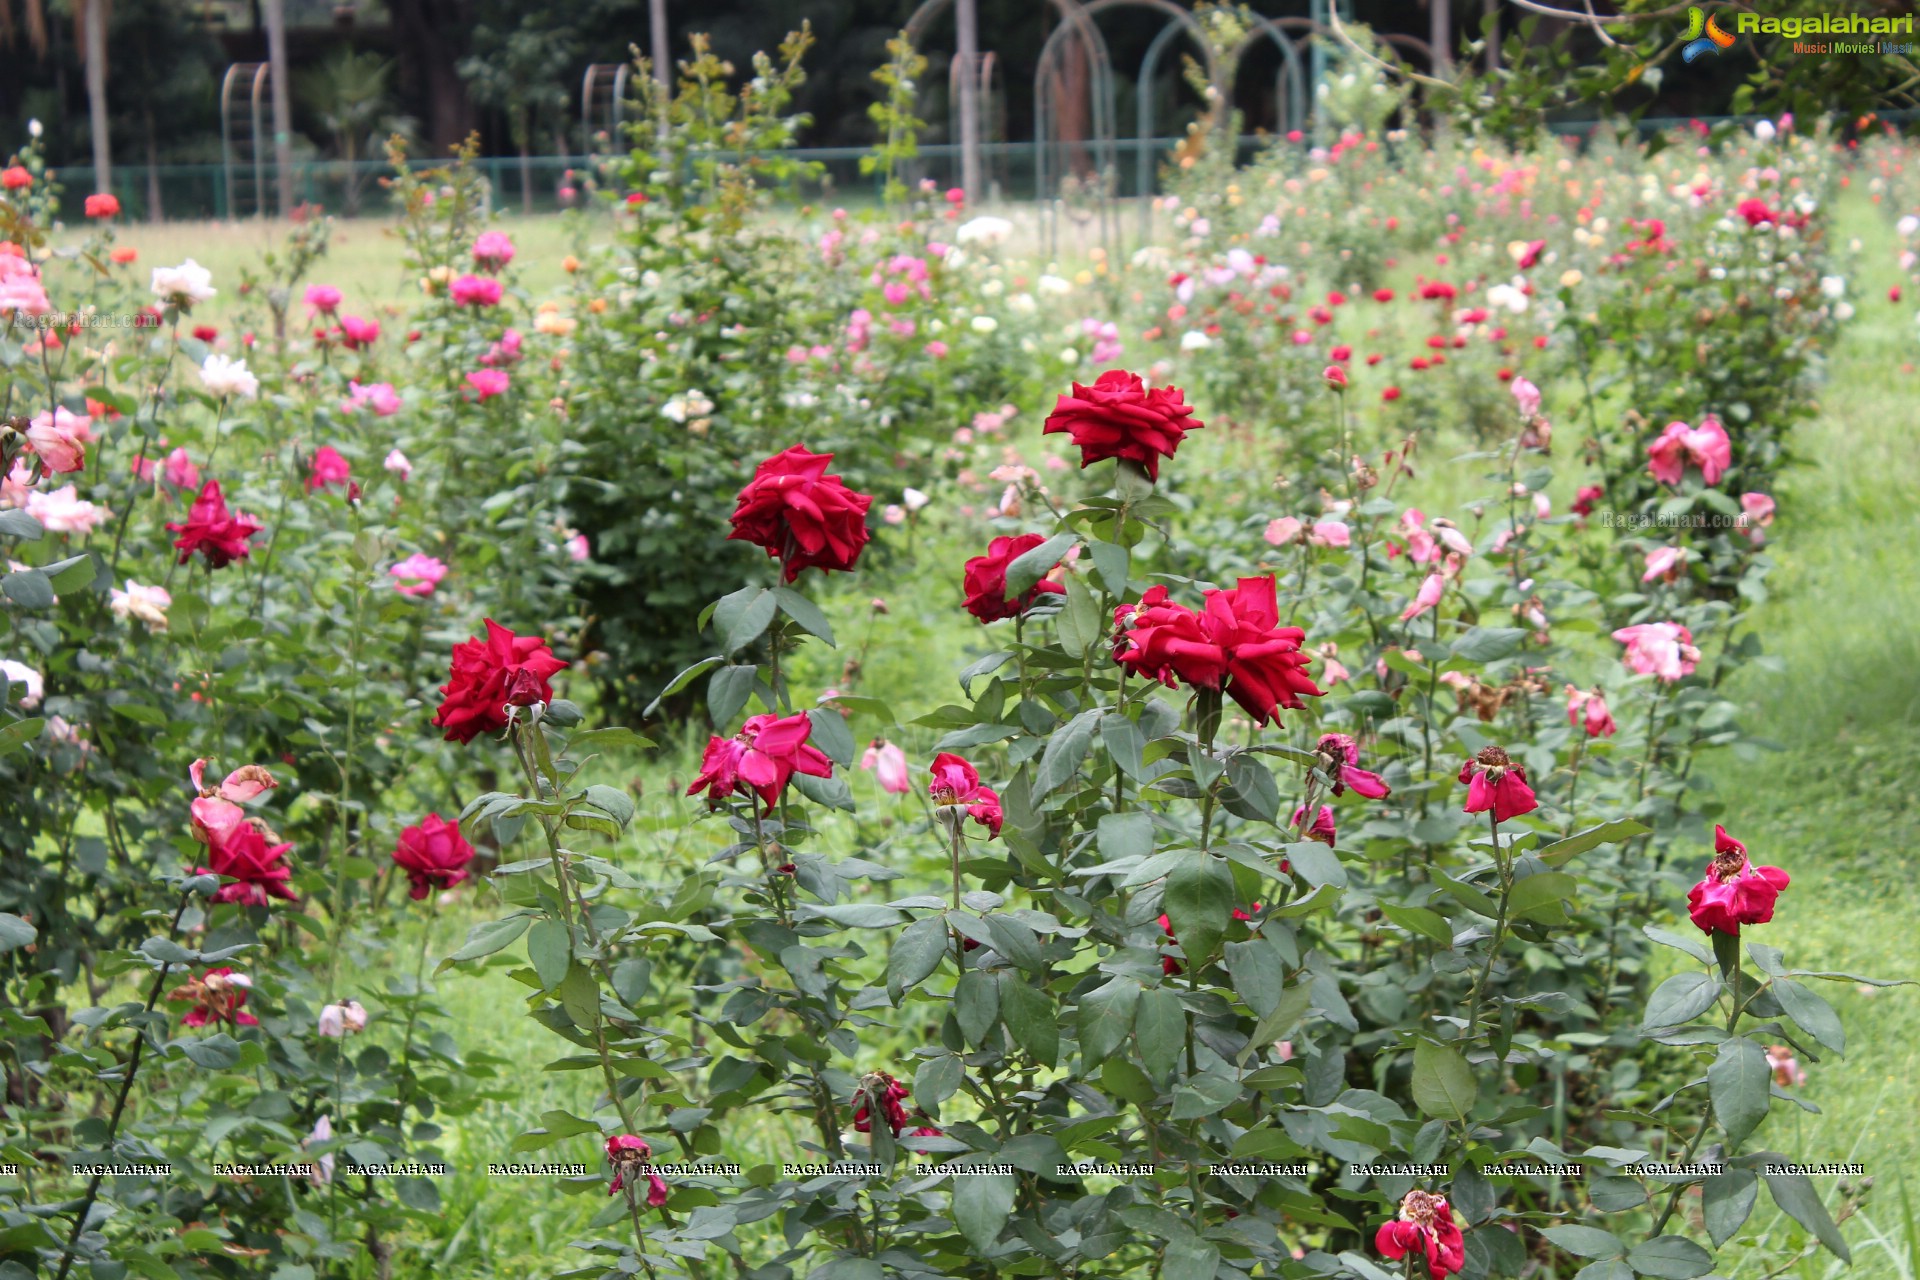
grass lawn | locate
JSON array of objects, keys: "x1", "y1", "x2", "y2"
[{"x1": 1703, "y1": 193, "x2": 1920, "y2": 1280}]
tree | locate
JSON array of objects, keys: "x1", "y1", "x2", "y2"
[
  {"x1": 301, "y1": 49, "x2": 409, "y2": 214},
  {"x1": 459, "y1": 6, "x2": 577, "y2": 214}
]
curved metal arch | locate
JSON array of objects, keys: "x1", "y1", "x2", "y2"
[
  {"x1": 905, "y1": 0, "x2": 1091, "y2": 48},
  {"x1": 1228, "y1": 15, "x2": 1309, "y2": 139},
  {"x1": 1034, "y1": 0, "x2": 1223, "y2": 257}
]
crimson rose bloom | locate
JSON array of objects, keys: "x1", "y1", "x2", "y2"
[
  {"x1": 1377, "y1": 1191, "x2": 1465, "y2": 1280},
  {"x1": 1687, "y1": 825, "x2": 1790, "y2": 936},
  {"x1": 605, "y1": 1134, "x2": 669, "y2": 1206},
  {"x1": 432, "y1": 619, "x2": 569, "y2": 744},
  {"x1": 1043, "y1": 369, "x2": 1202, "y2": 481},
  {"x1": 191, "y1": 796, "x2": 296, "y2": 905},
  {"x1": 393, "y1": 814, "x2": 475, "y2": 899},
  {"x1": 1114, "y1": 576, "x2": 1323, "y2": 726},
  {"x1": 1458, "y1": 745, "x2": 1538, "y2": 821},
  {"x1": 167, "y1": 480, "x2": 264, "y2": 568},
  {"x1": 686, "y1": 712, "x2": 833, "y2": 809},
  {"x1": 852, "y1": 1073, "x2": 912, "y2": 1135},
  {"x1": 1315, "y1": 733, "x2": 1391, "y2": 798},
  {"x1": 927, "y1": 752, "x2": 1003, "y2": 837},
  {"x1": 168, "y1": 968, "x2": 260, "y2": 1028},
  {"x1": 962, "y1": 533, "x2": 1065, "y2": 622},
  {"x1": 727, "y1": 445, "x2": 873, "y2": 582}
]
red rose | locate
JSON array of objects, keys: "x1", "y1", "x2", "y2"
[
  {"x1": 432, "y1": 619, "x2": 569, "y2": 744},
  {"x1": 190, "y1": 797, "x2": 296, "y2": 905},
  {"x1": 1376, "y1": 1192, "x2": 1465, "y2": 1280},
  {"x1": 307, "y1": 445, "x2": 352, "y2": 492},
  {"x1": 1315, "y1": 733, "x2": 1391, "y2": 799},
  {"x1": 1687, "y1": 825, "x2": 1789, "y2": 936},
  {"x1": 1114, "y1": 577, "x2": 1323, "y2": 727},
  {"x1": 1458, "y1": 745, "x2": 1538, "y2": 822},
  {"x1": 605, "y1": 1134, "x2": 669, "y2": 1205},
  {"x1": 85, "y1": 192, "x2": 120, "y2": 218},
  {"x1": 852, "y1": 1073, "x2": 912, "y2": 1135},
  {"x1": 1, "y1": 166, "x2": 31, "y2": 191},
  {"x1": 169, "y1": 967, "x2": 260, "y2": 1028},
  {"x1": 1042, "y1": 369, "x2": 1203, "y2": 482},
  {"x1": 927, "y1": 752, "x2": 1002, "y2": 837},
  {"x1": 727, "y1": 444, "x2": 873, "y2": 582},
  {"x1": 393, "y1": 813, "x2": 475, "y2": 899},
  {"x1": 686, "y1": 712, "x2": 833, "y2": 809},
  {"x1": 167, "y1": 480, "x2": 265, "y2": 568},
  {"x1": 962, "y1": 533, "x2": 1066, "y2": 622}
]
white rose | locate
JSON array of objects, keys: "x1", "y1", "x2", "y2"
[
  {"x1": 151, "y1": 259, "x2": 217, "y2": 305},
  {"x1": 199, "y1": 353, "x2": 259, "y2": 400}
]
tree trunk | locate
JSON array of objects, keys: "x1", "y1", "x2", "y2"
[
  {"x1": 264, "y1": 0, "x2": 293, "y2": 214},
  {"x1": 519, "y1": 105, "x2": 532, "y2": 216},
  {"x1": 83, "y1": 0, "x2": 109, "y2": 195},
  {"x1": 388, "y1": 0, "x2": 475, "y2": 152}
]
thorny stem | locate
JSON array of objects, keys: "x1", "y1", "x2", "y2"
[
  {"x1": 1460, "y1": 809, "x2": 1512, "y2": 1043},
  {"x1": 51, "y1": 892, "x2": 193, "y2": 1280},
  {"x1": 1646, "y1": 950, "x2": 1744, "y2": 1237}
]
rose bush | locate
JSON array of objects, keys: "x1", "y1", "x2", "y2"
[{"x1": 0, "y1": 35, "x2": 1905, "y2": 1280}]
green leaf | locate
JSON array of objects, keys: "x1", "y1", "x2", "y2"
[
  {"x1": 1056, "y1": 573, "x2": 1101, "y2": 658},
  {"x1": 1086, "y1": 539, "x2": 1130, "y2": 596},
  {"x1": 1702, "y1": 1170, "x2": 1758, "y2": 1247},
  {"x1": 1539, "y1": 1225, "x2": 1625, "y2": 1259},
  {"x1": 954, "y1": 971, "x2": 999, "y2": 1046},
  {"x1": 1643, "y1": 925, "x2": 1712, "y2": 965},
  {"x1": 886, "y1": 916, "x2": 948, "y2": 1003},
  {"x1": 1096, "y1": 811, "x2": 1153, "y2": 862},
  {"x1": 1571, "y1": 1258, "x2": 1633, "y2": 1280},
  {"x1": 1285, "y1": 840, "x2": 1346, "y2": 889},
  {"x1": 706, "y1": 664, "x2": 757, "y2": 727},
  {"x1": 1220, "y1": 754, "x2": 1280, "y2": 823},
  {"x1": 0, "y1": 569, "x2": 53, "y2": 609},
  {"x1": 1078, "y1": 975, "x2": 1141, "y2": 1065},
  {"x1": 1507, "y1": 871, "x2": 1578, "y2": 922},
  {"x1": 1162, "y1": 1237, "x2": 1221, "y2": 1280},
  {"x1": 1134, "y1": 985, "x2": 1185, "y2": 1081},
  {"x1": 1380, "y1": 904, "x2": 1453, "y2": 946},
  {"x1": 805, "y1": 706, "x2": 859, "y2": 770},
  {"x1": 450, "y1": 915, "x2": 531, "y2": 962},
  {"x1": 1762, "y1": 1159, "x2": 1852, "y2": 1262},
  {"x1": 526, "y1": 918, "x2": 572, "y2": 991},
  {"x1": 1536, "y1": 819, "x2": 1650, "y2": 867},
  {"x1": 1770, "y1": 978, "x2": 1844, "y2": 1053},
  {"x1": 1450, "y1": 626, "x2": 1526, "y2": 663},
  {"x1": 998, "y1": 972, "x2": 1058, "y2": 1066},
  {"x1": 0, "y1": 509, "x2": 43, "y2": 540},
  {"x1": 1164, "y1": 854, "x2": 1233, "y2": 968},
  {"x1": 951, "y1": 1172, "x2": 1016, "y2": 1252},
  {"x1": 1624, "y1": 1236, "x2": 1714, "y2": 1279},
  {"x1": 645, "y1": 656, "x2": 724, "y2": 717},
  {"x1": 0, "y1": 717, "x2": 44, "y2": 756},
  {"x1": 177, "y1": 1033, "x2": 242, "y2": 1070},
  {"x1": 1642, "y1": 972, "x2": 1721, "y2": 1030},
  {"x1": 581, "y1": 784, "x2": 635, "y2": 829},
  {"x1": 1411, "y1": 1039, "x2": 1478, "y2": 1121},
  {"x1": 1004, "y1": 533, "x2": 1075, "y2": 599},
  {"x1": 1032, "y1": 708, "x2": 1101, "y2": 798},
  {"x1": 567, "y1": 726, "x2": 656, "y2": 755},
  {"x1": 771, "y1": 587, "x2": 836, "y2": 647},
  {"x1": 1708, "y1": 1037, "x2": 1770, "y2": 1148},
  {"x1": 45, "y1": 553, "x2": 96, "y2": 592},
  {"x1": 0, "y1": 912, "x2": 35, "y2": 952},
  {"x1": 558, "y1": 962, "x2": 600, "y2": 1029},
  {"x1": 1224, "y1": 939, "x2": 1284, "y2": 1017}
]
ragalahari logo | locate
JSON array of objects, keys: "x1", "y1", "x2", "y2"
[{"x1": 1682, "y1": 6, "x2": 1737, "y2": 62}]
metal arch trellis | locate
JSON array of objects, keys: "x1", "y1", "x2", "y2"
[
  {"x1": 581, "y1": 63, "x2": 633, "y2": 156},
  {"x1": 1034, "y1": 0, "x2": 1223, "y2": 260},
  {"x1": 220, "y1": 62, "x2": 272, "y2": 220}
]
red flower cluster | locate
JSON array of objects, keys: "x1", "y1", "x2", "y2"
[
  {"x1": 1042, "y1": 369, "x2": 1202, "y2": 482},
  {"x1": 168, "y1": 967, "x2": 259, "y2": 1028},
  {"x1": 1458, "y1": 745, "x2": 1538, "y2": 822},
  {"x1": 1376, "y1": 1190, "x2": 1465, "y2": 1280},
  {"x1": 189, "y1": 762, "x2": 295, "y2": 906},
  {"x1": 727, "y1": 445, "x2": 873, "y2": 582},
  {"x1": 605, "y1": 1134, "x2": 670, "y2": 1206},
  {"x1": 392, "y1": 814, "x2": 475, "y2": 899},
  {"x1": 927, "y1": 752, "x2": 1003, "y2": 837},
  {"x1": 432, "y1": 619, "x2": 569, "y2": 744},
  {"x1": 962, "y1": 533, "x2": 1065, "y2": 622},
  {"x1": 1687, "y1": 825, "x2": 1790, "y2": 937},
  {"x1": 852, "y1": 1072, "x2": 912, "y2": 1135},
  {"x1": 1113, "y1": 576, "x2": 1324, "y2": 727},
  {"x1": 167, "y1": 480, "x2": 264, "y2": 569},
  {"x1": 687, "y1": 712, "x2": 833, "y2": 810}
]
